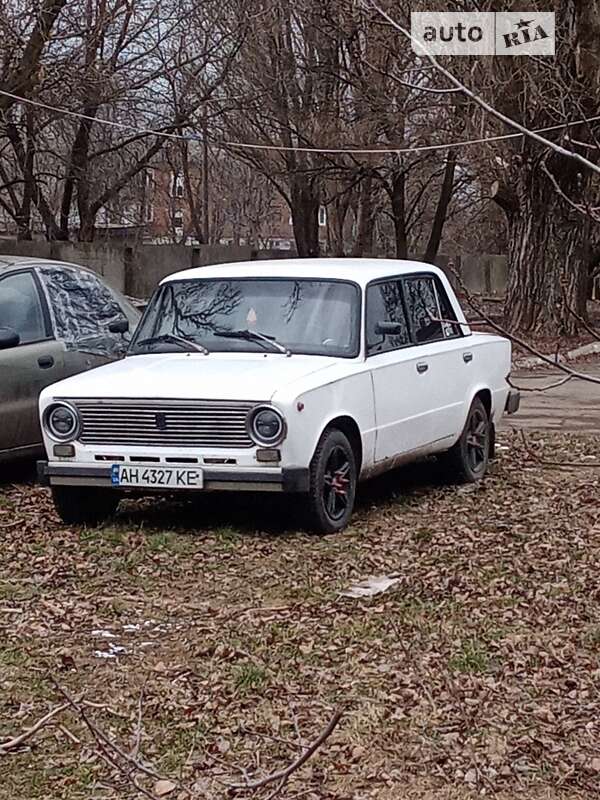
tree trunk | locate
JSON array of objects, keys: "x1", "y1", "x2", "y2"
[
  {"x1": 503, "y1": 153, "x2": 590, "y2": 335},
  {"x1": 327, "y1": 195, "x2": 350, "y2": 257},
  {"x1": 389, "y1": 169, "x2": 407, "y2": 259},
  {"x1": 290, "y1": 180, "x2": 319, "y2": 257},
  {"x1": 423, "y1": 151, "x2": 456, "y2": 263},
  {"x1": 351, "y1": 175, "x2": 375, "y2": 257},
  {"x1": 78, "y1": 214, "x2": 96, "y2": 242}
]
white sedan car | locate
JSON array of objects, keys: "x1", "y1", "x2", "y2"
[{"x1": 38, "y1": 259, "x2": 519, "y2": 533}]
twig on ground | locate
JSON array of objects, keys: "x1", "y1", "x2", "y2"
[
  {"x1": 51, "y1": 679, "x2": 163, "y2": 782},
  {"x1": 58, "y1": 724, "x2": 81, "y2": 745},
  {"x1": 228, "y1": 708, "x2": 344, "y2": 793},
  {"x1": 0, "y1": 703, "x2": 68, "y2": 752},
  {"x1": 130, "y1": 685, "x2": 145, "y2": 759}
]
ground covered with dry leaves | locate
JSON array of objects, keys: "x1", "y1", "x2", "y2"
[{"x1": 2, "y1": 432, "x2": 600, "y2": 800}]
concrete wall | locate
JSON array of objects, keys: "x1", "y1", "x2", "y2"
[
  {"x1": 0, "y1": 240, "x2": 133, "y2": 294},
  {"x1": 434, "y1": 253, "x2": 507, "y2": 296},
  {"x1": 0, "y1": 239, "x2": 510, "y2": 298},
  {"x1": 124, "y1": 244, "x2": 255, "y2": 297},
  {"x1": 0, "y1": 241, "x2": 255, "y2": 297}
]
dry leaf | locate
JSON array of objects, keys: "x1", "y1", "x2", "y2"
[{"x1": 154, "y1": 779, "x2": 176, "y2": 797}]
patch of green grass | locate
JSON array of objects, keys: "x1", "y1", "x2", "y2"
[
  {"x1": 212, "y1": 525, "x2": 240, "y2": 545},
  {"x1": 412, "y1": 527, "x2": 434, "y2": 545},
  {"x1": 233, "y1": 662, "x2": 267, "y2": 692},
  {"x1": 147, "y1": 530, "x2": 195, "y2": 555},
  {"x1": 158, "y1": 720, "x2": 211, "y2": 774},
  {"x1": 334, "y1": 616, "x2": 389, "y2": 644},
  {"x1": 0, "y1": 581, "x2": 20, "y2": 600},
  {"x1": 103, "y1": 527, "x2": 127, "y2": 547},
  {"x1": 0, "y1": 645, "x2": 27, "y2": 668},
  {"x1": 583, "y1": 625, "x2": 600, "y2": 650},
  {"x1": 449, "y1": 639, "x2": 490, "y2": 674}
]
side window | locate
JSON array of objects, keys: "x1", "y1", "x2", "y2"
[
  {"x1": 366, "y1": 280, "x2": 410, "y2": 355},
  {"x1": 403, "y1": 277, "x2": 445, "y2": 343},
  {"x1": 0, "y1": 271, "x2": 46, "y2": 344},
  {"x1": 436, "y1": 280, "x2": 462, "y2": 338},
  {"x1": 38, "y1": 266, "x2": 129, "y2": 356}
]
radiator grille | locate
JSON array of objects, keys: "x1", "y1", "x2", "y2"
[{"x1": 72, "y1": 399, "x2": 258, "y2": 449}]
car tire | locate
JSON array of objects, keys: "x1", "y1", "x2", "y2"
[
  {"x1": 305, "y1": 428, "x2": 357, "y2": 534},
  {"x1": 51, "y1": 486, "x2": 119, "y2": 526},
  {"x1": 440, "y1": 397, "x2": 490, "y2": 483}
]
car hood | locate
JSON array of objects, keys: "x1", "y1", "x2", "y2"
[{"x1": 43, "y1": 352, "x2": 340, "y2": 402}]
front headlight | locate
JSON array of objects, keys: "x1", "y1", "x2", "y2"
[
  {"x1": 44, "y1": 402, "x2": 81, "y2": 442},
  {"x1": 248, "y1": 406, "x2": 286, "y2": 447}
]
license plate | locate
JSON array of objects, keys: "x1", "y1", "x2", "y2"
[{"x1": 111, "y1": 465, "x2": 203, "y2": 489}]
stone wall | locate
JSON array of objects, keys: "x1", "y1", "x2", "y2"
[{"x1": 0, "y1": 240, "x2": 509, "y2": 298}]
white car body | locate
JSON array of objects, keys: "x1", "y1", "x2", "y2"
[{"x1": 38, "y1": 259, "x2": 518, "y2": 529}]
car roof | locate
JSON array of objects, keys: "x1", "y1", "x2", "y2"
[
  {"x1": 163, "y1": 258, "x2": 446, "y2": 288},
  {"x1": 0, "y1": 255, "x2": 92, "y2": 274}
]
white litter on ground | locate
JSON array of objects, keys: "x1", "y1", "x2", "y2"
[
  {"x1": 91, "y1": 629, "x2": 116, "y2": 638},
  {"x1": 340, "y1": 575, "x2": 401, "y2": 599}
]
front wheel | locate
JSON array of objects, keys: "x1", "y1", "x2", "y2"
[
  {"x1": 305, "y1": 428, "x2": 357, "y2": 534},
  {"x1": 440, "y1": 397, "x2": 490, "y2": 483},
  {"x1": 51, "y1": 485, "x2": 120, "y2": 526}
]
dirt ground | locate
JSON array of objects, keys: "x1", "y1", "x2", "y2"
[
  {"x1": 2, "y1": 430, "x2": 600, "y2": 800},
  {"x1": 503, "y1": 363, "x2": 600, "y2": 433}
]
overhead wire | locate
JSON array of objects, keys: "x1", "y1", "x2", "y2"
[{"x1": 0, "y1": 87, "x2": 599, "y2": 157}]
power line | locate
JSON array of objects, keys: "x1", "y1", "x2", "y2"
[{"x1": 0, "y1": 86, "x2": 599, "y2": 157}]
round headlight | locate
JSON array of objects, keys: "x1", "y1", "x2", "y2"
[
  {"x1": 248, "y1": 406, "x2": 286, "y2": 446},
  {"x1": 44, "y1": 402, "x2": 80, "y2": 442}
]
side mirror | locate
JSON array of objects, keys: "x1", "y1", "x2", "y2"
[
  {"x1": 108, "y1": 318, "x2": 129, "y2": 335},
  {"x1": 0, "y1": 326, "x2": 20, "y2": 350},
  {"x1": 374, "y1": 321, "x2": 405, "y2": 336}
]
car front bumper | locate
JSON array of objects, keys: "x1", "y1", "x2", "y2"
[{"x1": 37, "y1": 461, "x2": 310, "y2": 493}]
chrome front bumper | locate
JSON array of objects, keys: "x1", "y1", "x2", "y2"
[{"x1": 37, "y1": 462, "x2": 309, "y2": 493}]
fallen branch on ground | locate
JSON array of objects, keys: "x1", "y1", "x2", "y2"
[
  {"x1": 228, "y1": 708, "x2": 344, "y2": 794},
  {"x1": 52, "y1": 679, "x2": 164, "y2": 783},
  {"x1": 507, "y1": 374, "x2": 574, "y2": 393},
  {"x1": 0, "y1": 703, "x2": 69, "y2": 752}
]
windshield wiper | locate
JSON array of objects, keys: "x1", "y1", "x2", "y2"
[
  {"x1": 134, "y1": 334, "x2": 209, "y2": 355},
  {"x1": 214, "y1": 328, "x2": 291, "y2": 356}
]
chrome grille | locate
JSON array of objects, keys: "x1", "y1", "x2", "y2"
[{"x1": 73, "y1": 399, "x2": 258, "y2": 449}]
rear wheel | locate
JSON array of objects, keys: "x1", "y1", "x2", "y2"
[
  {"x1": 51, "y1": 486, "x2": 119, "y2": 526},
  {"x1": 440, "y1": 397, "x2": 490, "y2": 483},
  {"x1": 305, "y1": 428, "x2": 357, "y2": 534}
]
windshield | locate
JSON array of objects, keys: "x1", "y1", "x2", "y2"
[{"x1": 130, "y1": 278, "x2": 361, "y2": 358}]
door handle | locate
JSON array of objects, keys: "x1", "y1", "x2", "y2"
[
  {"x1": 38, "y1": 355, "x2": 54, "y2": 369},
  {"x1": 463, "y1": 352, "x2": 473, "y2": 363},
  {"x1": 416, "y1": 362, "x2": 429, "y2": 374}
]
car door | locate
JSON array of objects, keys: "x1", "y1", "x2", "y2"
[
  {"x1": 366, "y1": 278, "x2": 436, "y2": 462},
  {"x1": 401, "y1": 274, "x2": 470, "y2": 445},
  {"x1": 0, "y1": 270, "x2": 66, "y2": 455}
]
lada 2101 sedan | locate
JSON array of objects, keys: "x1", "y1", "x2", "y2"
[{"x1": 38, "y1": 259, "x2": 520, "y2": 533}]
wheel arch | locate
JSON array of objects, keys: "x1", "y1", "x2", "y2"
[
  {"x1": 474, "y1": 387, "x2": 492, "y2": 418},
  {"x1": 317, "y1": 415, "x2": 363, "y2": 474}
]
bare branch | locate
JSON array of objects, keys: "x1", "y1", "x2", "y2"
[
  {"x1": 0, "y1": 703, "x2": 68, "y2": 752},
  {"x1": 228, "y1": 708, "x2": 344, "y2": 792}
]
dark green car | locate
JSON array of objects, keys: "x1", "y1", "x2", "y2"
[{"x1": 0, "y1": 256, "x2": 140, "y2": 463}]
